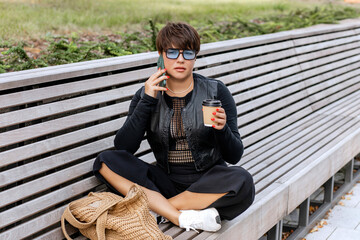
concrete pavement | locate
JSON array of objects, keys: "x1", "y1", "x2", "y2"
[{"x1": 303, "y1": 182, "x2": 360, "y2": 240}]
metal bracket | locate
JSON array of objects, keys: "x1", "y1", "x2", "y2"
[{"x1": 267, "y1": 220, "x2": 283, "y2": 240}]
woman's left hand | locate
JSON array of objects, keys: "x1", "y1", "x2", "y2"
[{"x1": 212, "y1": 107, "x2": 227, "y2": 130}]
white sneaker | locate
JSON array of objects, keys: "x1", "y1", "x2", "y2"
[{"x1": 179, "y1": 208, "x2": 221, "y2": 233}]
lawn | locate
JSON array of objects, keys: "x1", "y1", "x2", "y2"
[
  {"x1": 1, "y1": 0, "x2": 358, "y2": 40},
  {"x1": 0, "y1": 0, "x2": 359, "y2": 73}
]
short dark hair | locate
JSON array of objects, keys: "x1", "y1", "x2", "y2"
[{"x1": 156, "y1": 22, "x2": 200, "y2": 55}]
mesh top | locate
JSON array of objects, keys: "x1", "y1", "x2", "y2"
[{"x1": 168, "y1": 97, "x2": 194, "y2": 164}]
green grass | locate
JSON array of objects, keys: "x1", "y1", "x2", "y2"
[
  {"x1": 1, "y1": 0, "x2": 360, "y2": 73},
  {"x1": 0, "y1": 0, "x2": 355, "y2": 40}
]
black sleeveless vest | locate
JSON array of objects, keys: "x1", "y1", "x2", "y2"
[{"x1": 142, "y1": 73, "x2": 224, "y2": 173}]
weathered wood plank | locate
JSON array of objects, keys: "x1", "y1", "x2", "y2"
[
  {"x1": 1, "y1": 137, "x2": 150, "y2": 187},
  {"x1": 236, "y1": 83, "x2": 308, "y2": 121},
  {"x1": 241, "y1": 90, "x2": 360, "y2": 168},
  {"x1": 256, "y1": 114, "x2": 360, "y2": 192},
  {"x1": 0, "y1": 52, "x2": 157, "y2": 91},
  {"x1": 195, "y1": 40, "x2": 294, "y2": 70},
  {"x1": 296, "y1": 41, "x2": 359, "y2": 64},
  {"x1": 0, "y1": 206, "x2": 66, "y2": 240},
  {"x1": 0, "y1": 118, "x2": 124, "y2": 168},
  {"x1": 309, "y1": 79, "x2": 360, "y2": 111},
  {"x1": 293, "y1": 35, "x2": 360, "y2": 55},
  {"x1": 285, "y1": 122, "x2": 360, "y2": 213},
  {"x1": 196, "y1": 54, "x2": 298, "y2": 81},
  {"x1": 227, "y1": 65, "x2": 301, "y2": 95},
  {"x1": 242, "y1": 107, "x2": 313, "y2": 147},
  {"x1": 292, "y1": 29, "x2": 357, "y2": 46},
  {"x1": 0, "y1": 177, "x2": 99, "y2": 228},
  {"x1": 0, "y1": 101, "x2": 129, "y2": 148},
  {"x1": 0, "y1": 160, "x2": 93, "y2": 208},
  {"x1": 240, "y1": 98, "x2": 311, "y2": 137},
  {"x1": 0, "y1": 87, "x2": 131, "y2": 128},
  {"x1": 298, "y1": 48, "x2": 360, "y2": 72},
  {"x1": 251, "y1": 113, "x2": 346, "y2": 181},
  {"x1": 0, "y1": 75, "x2": 142, "y2": 109}
]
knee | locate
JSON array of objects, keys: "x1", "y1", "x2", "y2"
[{"x1": 237, "y1": 167, "x2": 253, "y2": 184}]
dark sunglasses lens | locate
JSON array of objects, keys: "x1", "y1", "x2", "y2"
[
  {"x1": 166, "y1": 49, "x2": 179, "y2": 59},
  {"x1": 183, "y1": 50, "x2": 196, "y2": 60}
]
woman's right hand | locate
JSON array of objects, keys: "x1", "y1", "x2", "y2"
[{"x1": 144, "y1": 68, "x2": 169, "y2": 98}]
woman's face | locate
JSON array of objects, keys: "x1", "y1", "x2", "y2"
[{"x1": 161, "y1": 48, "x2": 196, "y2": 82}]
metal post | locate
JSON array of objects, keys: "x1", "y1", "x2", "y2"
[
  {"x1": 299, "y1": 197, "x2": 310, "y2": 227},
  {"x1": 324, "y1": 176, "x2": 334, "y2": 203},
  {"x1": 267, "y1": 220, "x2": 283, "y2": 240},
  {"x1": 345, "y1": 158, "x2": 354, "y2": 183}
]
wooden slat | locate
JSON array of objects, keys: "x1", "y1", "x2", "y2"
[
  {"x1": 296, "y1": 41, "x2": 359, "y2": 64},
  {"x1": 236, "y1": 82, "x2": 308, "y2": 120},
  {"x1": 0, "y1": 160, "x2": 93, "y2": 208},
  {"x1": 0, "y1": 86, "x2": 132, "y2": 128},
  {"x1": 0, "y1": 206, "x2": 66, "y2": 240},
  {"x1": 310, "y1": 78, "x2": 360, "y2": 111},
  {"x1": 195, "y1": 40, "x2": 294, "y2": 69},
  {"x1": 256, "y1": 114, "x2": 359, "y2": 192},
  {"x1": 250, "y1": 112, "x2": 345, "y2": 179},
  {"x1": 294, "y1": 35, "x2": 360, "y2": 55},
  {"x1": 0, "y1": 73, "x2": 143, "y2": 109},
  {"x1": 240, "y1": 98, "x2": 311, "y2": 137},
  {"x1": 0, "y1": 100, "x2": 129, "y2": 148},
  {"x1": 289, "y1": 21, "x2": 360, "y2": 39},
  {"x1": 0, "y1": 130, "x2": 150, "y2": 182},
  {"x1": 0, "y1": 52, "x2": 157, "y2": 91},
  {"x1": 292, "y1": 29, "x2": 357, "y2": 46},
  {"x1": 0, "y1": 177, "x2": 99, "y2": 228},
  {"x1": 298, "y1": 48, "x2": 360, "y2": 72},
  {"x1": 304, "y1": 63, "x2": 360, "y2": 95},
  {"x1": 1, "y1": 137, "x2": 111, "y2": 187},
  {"x1": 198, "y1": 30, "x2": 293, "y2": 56},
  {"x1": 231, "y1": 54, "x2": 360, "y2": 106},
  {"x1": 243, "y1": 107, "x2": 313, "y2": 147},
  {"x1": 241, "y1": 90, "x2": 360, "y2": 168},
  {"x1": 0, "y1": 118, "x2": 124, "y2": 168},
  {"x1": 196, "y1": 53, "x2": 298, "y2": 80},
  {"x1": 300, "y1": 54, "x2": 360, "y2": 80},
  {"x1": 174, "y1": 230, "x2": 199, "y2": 239},
  {"x1": 243, "y1": 113, "x2": 329, "y2": 173},
  {"x1": 227, "y1": 65, "x2": 301, "y2": 95},
  {"x1": 279, "y1": 110, "x2": 360, "y2": 186},
  {"x1": 33, "y1": 224, "x2": 79, "y2": 240}
]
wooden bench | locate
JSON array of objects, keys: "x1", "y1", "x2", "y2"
[{"x1": 1, "y1": 19, "x2": 360, "y2": 240}]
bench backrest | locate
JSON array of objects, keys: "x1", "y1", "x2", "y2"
[{"x1": 1, "y1": 20, "x2": 360, "y2": 239}]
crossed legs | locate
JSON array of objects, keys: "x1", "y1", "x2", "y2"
[{"x1": 99, "y1": 163, "x2": 227, "y2": 226}]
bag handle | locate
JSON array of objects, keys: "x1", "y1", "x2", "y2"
[{"x1": 61, "y1": 193, "x2": 122, "y2": 240}]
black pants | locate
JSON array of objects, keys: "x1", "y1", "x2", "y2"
[{"x1": 93, "y1": 150, "x2": 255, "y2": 220}]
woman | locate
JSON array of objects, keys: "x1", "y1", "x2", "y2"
[{"x1": 93, "y1": 22, "x2": 255, "y2": 232}]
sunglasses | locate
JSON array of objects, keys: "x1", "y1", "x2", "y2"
[{"x1": 165, "y1": 48, "x2": 196, "y2": 60}]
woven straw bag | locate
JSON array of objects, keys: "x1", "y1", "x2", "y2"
[{"x1": 61, "y1": 184, "x2": 172, "y2": 240}]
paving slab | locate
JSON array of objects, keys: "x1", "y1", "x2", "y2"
[
  {"x1": 325, "y1": 205, "x2": 360, "y2": 229},
  {"x1": 301, "y1": 225, "x2": 336, "y2": 240},
  {"x1": 304, "y1": 183, "x2": 360, "y2": 240},
  {"x1": 327, "y1": 228, "x2": 360, "y2": 240}
]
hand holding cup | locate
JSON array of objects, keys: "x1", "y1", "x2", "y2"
[{"x1": 202, "y1": 99, "x2": 226, "y2": 130}]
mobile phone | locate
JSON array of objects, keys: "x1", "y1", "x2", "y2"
[{"x1": 157, "y1": 55, "x2": 166, "y2": 88}]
